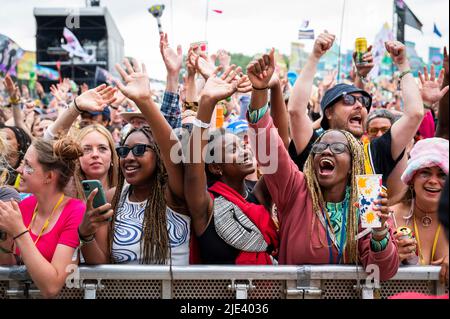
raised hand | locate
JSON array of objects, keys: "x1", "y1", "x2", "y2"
[
  {"x1": 201, "y1": 65, "x2": 245, "y2": 103},
  {"x1": 321, "y1": 70, "x2": 338, "y2": 91},
  {"x1": 217, "y1": 49, "x2": 231, "y2": 68},
  {"x1": 160, "y1": 33, "x2": 183, "y2": 76},
  {"x1": 75, "y1": 84, "x2": 117, "y2": 112},
  {"x1": 312, "y1": 31, "x2": 336, "y2": 60},
  {"x1": 3, "y1": 74, "x2": 20, "y2": 101},
  {"x1": 190, "y1": 48, "x2": 216, "y2": 80},
  {"x1": 81, "y1": 83, "x2": 90, "y2": 94},
  {"x1": 419, "y1": 64, "x2": 450, "y2": 106},
  {"x1": 246, "y1": 48, "x2": 276, "y2": 90},
  {"x1": 35, "y1": 81, "x2": 45, "y2": 97},
  {"x1": 354, "y1": 45, "x2": 374, "y2": 77},
  {"x1": 237, "y1": 74, "x2": 253, "y2": 93},
  {"x1": 385, "y1": 41, "x2": 408, "y2": 69},
  {"x1": 115, "y1": 59, "x2": 152, "y2": 104},
  {"x1": 50, "y1": 84, "x2": 66, "y2": 103},
  {"x1": 186, "y1": 46, "x2": 198, "y2": 78}
]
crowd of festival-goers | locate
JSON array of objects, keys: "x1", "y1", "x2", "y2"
[{"x1": 0, "y1": 31, "x2": 449, "y2": 298}]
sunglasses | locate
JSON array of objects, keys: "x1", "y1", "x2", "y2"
[
  {"x1": 116, "y1": 144, "x2": 154, "y2": 158},
  {"x1": 312, "y1": 142, "x2": 350, "y2": 155},
  {"x1": 368, "y1": 126, "x2": 390, "y2": 136},
  {"x1": 341, "y1": 94, "x2": 371, "y2": 109}
]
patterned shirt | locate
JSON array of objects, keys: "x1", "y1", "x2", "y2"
[{"x1": 160, "y1": 91, "x2": 182, "y2": 129}]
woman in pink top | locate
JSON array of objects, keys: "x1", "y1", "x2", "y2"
[
  {"x1": 0, "y1": 137, "x2": 86, "y2": 298},
  {"x1": 246, "y1": 47, "x2": 399, "y2": 281}
]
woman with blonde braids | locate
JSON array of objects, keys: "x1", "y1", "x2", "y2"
[
  {"x1": 79, "y1": 59, "x2": 191, "y2": 265},
  {"x1": 246, "y1": 51, "x2": 399, "y2": 280}
]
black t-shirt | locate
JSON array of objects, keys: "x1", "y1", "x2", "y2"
[{"x1": 288, "y1": 129, "x2": 404, "y2": 187}]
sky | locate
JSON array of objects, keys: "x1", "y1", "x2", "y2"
[{"x1": 0, "y1": 0, "x2": 448, "y2": 80}]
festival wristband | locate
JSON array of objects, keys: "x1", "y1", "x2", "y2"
[
  {"x1": 247, "y1": 103, "x2": 269, "y2": 124},
  {"x1": 192, "y1": 118, "x2": 211, "y2": 129}
]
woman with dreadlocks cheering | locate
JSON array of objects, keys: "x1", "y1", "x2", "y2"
[
  {"x1": 246, "y1": 50, "x2": 399, "y2": 280},
  {"x1": 79, "y1": 59, "x2": 191, "y2": 265}
]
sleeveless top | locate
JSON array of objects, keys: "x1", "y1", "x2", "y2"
[
  {"x1": 111, "y1": 185, "x2": 191, "y2": 265},
  {"x1": 198, "y1": 190, "x2": 261, "y2": 264}
]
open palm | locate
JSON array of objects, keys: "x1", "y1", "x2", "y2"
[
  {"x1": 160, "y1": 33, "x2": 182, "y2": 74},
  {"x1": 202, "y1": 66, "x2": 243, "y2": 102},
  {"x1": 76, "y1": 84, "x2": 117, "y2": 112},
  {"x1": 419, "y1": 65, "x2": 450, "y2": 105},
  {"x1": 115, "y1": 59, "x2": 152, "y2": 103}
]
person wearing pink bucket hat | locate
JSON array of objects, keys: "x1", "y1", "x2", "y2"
[{"x1": 390, "y1": 138, "x2": 449, "y2": 285}]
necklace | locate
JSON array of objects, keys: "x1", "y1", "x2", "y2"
[
  {"x1": 28, "y1": 194, "x2": 65, "y2": 246},
  {"x1": 403, "y1": 199, "x2": 433, "y2": 228}
]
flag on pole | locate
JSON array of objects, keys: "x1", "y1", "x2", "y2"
[
  {"x1": 35, "y1": 64, "x2": 60, "y2": 81},
  {"x1": 212, "y1": 9, "x2": 223, "y2": 14},
  {"x1": 433, "y1": 23, "x2": 443, "y2": 37},
  {"x1": 395, "y1": 0, "x2": 423, "y2": 31}
]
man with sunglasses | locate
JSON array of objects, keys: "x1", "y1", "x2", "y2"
[{"x1": 288, "y1": 32, "x2": 424, "y2": 198}]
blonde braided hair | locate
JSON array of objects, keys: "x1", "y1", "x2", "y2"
[{"x1": 304, "y1": 129, "x2": 365, "y2": 264}]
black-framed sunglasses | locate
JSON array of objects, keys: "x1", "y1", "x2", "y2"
[
  {"x1": 312, "y1": 142, "x2": 350, "y2": 155},
  {"x1": 116, "y1": 144, "x2": 153, "y2": 158},
  {"x1": 342, "y1": 94, "x2": 371, "y2": 109}
]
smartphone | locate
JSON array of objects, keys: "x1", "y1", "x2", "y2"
[{"x1": 82, "y1": 180, "x2": 108, "y2": 210}]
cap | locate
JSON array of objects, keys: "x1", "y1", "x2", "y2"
[{"x1": 320, "y1": 83, "x2": 372, "y2": 130}]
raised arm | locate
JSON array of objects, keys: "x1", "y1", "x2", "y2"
[
  {"x1": 115, "y1": 59, "x2": 186, "y2": 202},
  {"x1": 388, "y1": 41, "x2": 425, "y2": 160},
  {"x1": 160, "y1": 33, "x2": 183, "y2": 129},
  {"x1": 268, "y1": 73, "x2": 290, "y2": 149},
  {"x1": 3, "y1": 75, "x2": 33, "y2": 138},
  {"x1": 184, "y1": 65, "x2": 243, "y2": 235},
  {"x1": 44, "y1": 84, "x2": 116, "y2": 139},
  {"x1": 288, "y1": 32, "x2": 335, "y2": 154},
  {"x1": 436, "y1": 47, "x2": 450, "y2": 139}
]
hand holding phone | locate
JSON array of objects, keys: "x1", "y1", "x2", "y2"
[{"x1": 82, "y1": 180, "x2": 108, "y2": 211}]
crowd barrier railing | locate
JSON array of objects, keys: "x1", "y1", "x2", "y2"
[{"x1": 0, "y1": 265, "x2": 446, "y2": 299}]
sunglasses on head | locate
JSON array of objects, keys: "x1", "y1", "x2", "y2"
[
  {"x1": 341, "y1": 94, "x2": 371, "y2": 109},
  {"x1": 312, "y1": 142, "x2": 350, "y2": 155},
  {"x1": 116, "y1": 144, "x2": 153, "y2": 158}
]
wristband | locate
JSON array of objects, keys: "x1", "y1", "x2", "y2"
[
  {"x1": 73, "y1": 97, "x2": 83, "y2": 114},
  {"x1": 252, "y1": 85, "x2": 269, "y2": 91},
  {"x1": 8, "y1": 97, "x2": 21, "y2": 105},
  {"x1": 371, "y1": 222, "x2": 389, "y2": 238},
  {"x1": 192, "y1": 118, "x2": 211, "y2": 129},
  {"x1": 78, "y1": 228, "x2": 95, "y2": 245},
  {"x1": 13, "y1": 230, "x2": 29, "y2": 241}
]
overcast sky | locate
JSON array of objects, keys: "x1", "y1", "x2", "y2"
[{"x1": 1, "y1": 0, "x2": 448, "y2": 80}]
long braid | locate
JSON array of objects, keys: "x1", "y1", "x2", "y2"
[
  {"x1": 304, "y1": 130, "x2": 365, "y2": 264},
  {"x1": 109, "y1": 127, "x2": 169, "y2": 264}
]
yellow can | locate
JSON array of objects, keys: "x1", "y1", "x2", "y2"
[{"x1": 355, "y1": 37, "x2": 368, "y2": 65}]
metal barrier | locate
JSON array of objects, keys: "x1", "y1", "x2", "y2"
[{"x1": 0, "y1": 265, "x2": 447, "y2": 299}]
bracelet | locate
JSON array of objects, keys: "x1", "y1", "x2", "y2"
[
  {"x1": 192, "y1": 118, "x2": 211, "y2": 129},
  {"x1": 372, "y1": 222, "x2": 389, "y2": 238},
  {"x1": 252, "y1": 85, "x2": 269, "y2": 91},
  {"x1": 73, "y1": 97, "x2": 83, "y2": 114},
  {"x1": 8, "y1": 97, "x2": 21, "y2": 105},
  {"x1": 78, "y1": 228, "x2": 95, "y2": 245},
  {"x1": 13, "y1": 230, "x2": 29, "y2": 241}
]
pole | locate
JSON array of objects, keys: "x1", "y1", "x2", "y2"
[
  {"x1": 337, "y1": 0, "x2": 346, "y2": 82},
  {"x1": 205, "y1": 0, "x2": 209, "y2": 41},
  {"x1": 392, "y1": 0, "x2": 396, "y2": 76},
  {"x1": 170, "y1": 0, "x2": 174, "y2": 36}
]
